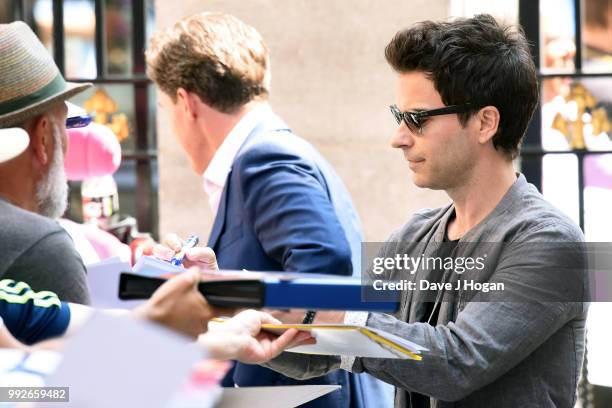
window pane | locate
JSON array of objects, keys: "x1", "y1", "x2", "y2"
[
  {"x1": 0, "y1": 3, "x2": 13, "y2": 23},
  {"x1": 111, "y1": 159, "x2": 159, "y2": 238},
  {"x1": 540, "y1": 0, "x2": 576, "y2": 72},
  {"x1": 587, "y1": 302, "x2": 612, "y2": 388},
  {"x1": 148, "y1": 82, "x2": 157, "y2": 150},
  {"x1": 145, "y1": 0, "x2": 156, "y2": 45},
  {"x1": 542, "y1": 154, "x2": 579, "y2": 224},
  {"x1": 584, "y1": 153, "x2": 612, "y2": 240},
  {"x1": 583, "y1": 0, "x2": 612, "y2": 73},
  {"x1": 541, "y1": 77, "x2": 612, "y2": 151},
  {"x1": 104, "y1": 0, "x2": 133, "y2": 76},
  {"x1": 584, "y1": 155, "x2": 612, "y2": 389},
  {"x1": 1, "y1": 0, "x2": 56, "y2": 26},
  {"x1": 66, "y1": 181, "x2": 82, "y2": 221},
  {"x1": 65, "y1": 159, "x2": 159, "y2": 238},
  {"x1": 63, "y1": 0, "x2": 96, "y2": 78},
  {"x1": 113, "y1": 160, "x2": 138, "y2": 230},
  {"x1": 69, "y1": 84, "x2": 137, "y2": 151},
  {"x1": 32, "y1": 0, "x2": 54, "y2": 54}
]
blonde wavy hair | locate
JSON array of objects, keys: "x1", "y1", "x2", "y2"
[{"x1": 146, "y1": 12, "x2": 270, "y2": 113}]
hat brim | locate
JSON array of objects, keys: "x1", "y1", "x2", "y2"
[
  {"x1": 0, "y1": 127, "x2": 30, "y2": 164},
  {"x1": 66, "y1": 101, "x2": 88, "y2": 118},
  {"x1": 0, "y1": 81, "x2": 92, "y2": 128}
]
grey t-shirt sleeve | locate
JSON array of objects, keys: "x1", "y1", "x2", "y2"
[{"x1": 5, "y1": 230, "x2": 91, "y2": 305}]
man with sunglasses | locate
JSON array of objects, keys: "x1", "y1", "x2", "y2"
[{"x1": 255, "y1": 14, "x2": 588, "y2": 407}]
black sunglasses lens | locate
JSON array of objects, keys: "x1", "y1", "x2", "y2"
[
  {"x1": 390, "y1": 106, "x2": 402, "y2": 125},
  {"x1": 404, "y1": 113, "x2": 421, "y2": 133},
  {"x1": 390, "y1": 106, "x2": 422, "y2": 133}
]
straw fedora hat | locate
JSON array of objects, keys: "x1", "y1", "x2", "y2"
[{"x1": 0, "y1": 21, "x2": 91, "y2": 129}]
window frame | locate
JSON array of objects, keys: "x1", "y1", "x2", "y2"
[
  {"x1": 519, "y1": 0, "x2": 612, "y2": 231},
  {"x1": 12, "y1": 0, "x2": 157, "y2": 236}
]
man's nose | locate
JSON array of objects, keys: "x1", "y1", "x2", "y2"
[{"x1": 390, "y1": 122, "x2": 415, "y2": 149}]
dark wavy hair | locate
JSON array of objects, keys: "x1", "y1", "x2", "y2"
[{"x1": 385, "y1": 14, "x2": 538, "y2": 159}]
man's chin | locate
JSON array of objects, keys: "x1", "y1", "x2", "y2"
[
  {"x1": 411, "y1": 173, "x2": 429, "y2": 188},
  {"x1": 412, "y1": 174, "x2": 444, "y2": 190}
]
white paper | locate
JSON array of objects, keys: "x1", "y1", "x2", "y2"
[
  {"x1": 0, "y1": 349, "x2": 27, "y2": 373},
  {"x1": 288, "y1": 328, "x2": 408, "y2": 358},
  {"x1": 21, "y1": 350, "x2": 62, "y2": 375},
  {"x1": 86, "y1": 256, "x2": 185, "y2": 309},
  {"x1": 368, "y1": 327, "x2": 428, "y2": 352},
  {"x1": 132, "y1": 255, "x2": 184, "y2": 276},
  {"x1": 216, "y1": 385, "x2": 341, "y2": 408},
  {"x1": 166, "y1": 387, "x2": 221, "y2": 408},
  {"x1": 265, "y1": 324, "x2": 426, "y2": 359},
  {"x1": 38, "y1": 313, "x2": 201, "y2": 408},
  {"x1": 0, "y1": 349, "x2": 61, "y2": 389},
  {"x1": 86, "y1": 257, "x2": 143, "y2": 309}
]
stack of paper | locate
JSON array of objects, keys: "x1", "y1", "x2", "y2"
[
  {"x1": 211, "y1": 320, "x2": 427, "y2": 360},
  {"x1": 40, "y1": 313, "x2": 201, "y2": 408},
  {"x1": 86, "y1": 256, "x2": 184, "y2": 309},
  {"x1": 266, "y1": 324, "x2": 426, "y2": 360},
  {"x1": 132, "y1": 256, "x2": 184, "y2": 276},
  {"x1": 214, "y1": 385, "x2": 341, "y2": 408},
  {"x1": 0, "y1": 315, "x2": 340, "y2": 408},
  {"x1": 87, "y1": 256, "x2": 139, "y2": 308}
]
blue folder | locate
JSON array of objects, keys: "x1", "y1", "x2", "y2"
[{"x1": 118, "y1": 271, "x2": 399, "y2": 313}]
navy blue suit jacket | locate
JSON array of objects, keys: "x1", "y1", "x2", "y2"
[{"x1": 208, "y1": 111, "x2": 366, "y2": 407}]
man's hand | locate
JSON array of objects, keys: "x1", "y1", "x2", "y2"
[
  {"x1": 200, "y1": 310, "x2": 315, "y2": 364},
  {"x1": 133, "y1": 268, "x2": 225, "y2": 338},
  {"x1": 266, "y1": 309, "x2": 346, "y2": 325},
  {"x1": 153, "y1": 233, "x2": 219, "y2": 271}
]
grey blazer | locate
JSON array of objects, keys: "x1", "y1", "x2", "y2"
[{"x1": 265, "y1": 174, "x2": 589, "y2": 408}]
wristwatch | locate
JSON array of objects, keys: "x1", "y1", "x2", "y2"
[{"x1": 302, "y1": 310, "x2": 317, "y2": 324}]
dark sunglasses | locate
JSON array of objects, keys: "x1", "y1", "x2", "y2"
[
  {"x1": 390, "y1": 103, "x2": 473, "y2": 134},
  {"x1": 66, "y1": 115, "x2": 92, "y2": 129}
]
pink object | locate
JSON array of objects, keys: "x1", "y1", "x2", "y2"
[
  {"x1": 80, "y1": 221, "x2": 132, "y2": 262},
  {"x1": 64, "y1": 123, "x2": 122, "y2": 181},
  {"x1": 59, "y1": 218, "x2": 132, "y2": 263},
  {"x1": 585, "y1": 154, "x2": 612, "y2": 190}
]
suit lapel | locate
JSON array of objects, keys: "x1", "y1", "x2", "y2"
[{"x1": 206, "y1": 110, "x2": 291, "y2": 250}]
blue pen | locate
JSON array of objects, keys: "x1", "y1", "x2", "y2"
[{"x1": 170, "y1": 235, "x2": 200, "y2": 266}]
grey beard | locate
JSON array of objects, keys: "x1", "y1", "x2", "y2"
[{"x1": 35, "y1": 126, "x2": 68, "y2": 219}]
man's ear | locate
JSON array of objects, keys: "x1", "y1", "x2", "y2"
[
  {"x1": 176, "y1": 88, "x2": 199, "y2": 120},
  {"x1": 476, "y1": 106, "x2": 500, "y2": 145},
  {"x1": 28, "y1": 114, "x2": 53, "y2": 166}
]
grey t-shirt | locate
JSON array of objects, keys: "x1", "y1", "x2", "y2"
[{"x1": 0, "y1": 198, "x2": 90, "y2": 305}]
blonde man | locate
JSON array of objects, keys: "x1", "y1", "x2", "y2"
[{"x1": 147, "y1": 12, "x2": 390, "y2": 408}]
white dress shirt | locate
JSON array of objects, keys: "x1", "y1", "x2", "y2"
[{"x1": 203, "y1": 103, "x2": 273, "y2": 215}]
